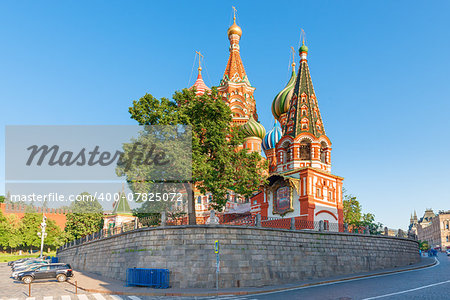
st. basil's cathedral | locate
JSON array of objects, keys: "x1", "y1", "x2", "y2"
[{"x1": 189, "y1": 14, "x2": 343, "y2": 228}]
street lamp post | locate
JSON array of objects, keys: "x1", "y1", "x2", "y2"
[{"x1": 37, "y1": 215, "x2": 47, "y2": 258}]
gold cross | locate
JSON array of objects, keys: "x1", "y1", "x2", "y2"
[
  {"x1": 232, "y1": 6, "x2": 237, "y2": 21},
  {"x1": 291, "y1": 46, "x2": 295, "y2": 67},
  {"x1": 195, "y1": 51, "x2": 203, "y2": 69}
]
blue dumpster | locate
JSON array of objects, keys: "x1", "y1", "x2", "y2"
[
  {"x1": 126, "y1": 268, "x2": 169, "y2": 288},
  {"x1": 51, "y1": 257, "x2": 59, "y2": 263}
]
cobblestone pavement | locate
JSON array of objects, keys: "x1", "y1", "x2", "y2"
[{"x1": 0, "y1": 263, "x2": 240, "y2": 300}]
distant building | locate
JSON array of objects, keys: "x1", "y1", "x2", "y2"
[
  {"x1": 103, "y1": 192, "x2": 136, "y2": 230},
  {"x1": 385, "y1": 227, "x2": 407, "y2": 238},
  {"x1": 408, "y1": 210, "x2": 419, "y2": 236},
  {"x1": 415, "y1": 209, "x2": 450, "y2": 250}
]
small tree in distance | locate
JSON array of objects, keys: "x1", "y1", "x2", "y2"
[{"x1": 343, "y1": 189, "x2": 383, "y2": 234}]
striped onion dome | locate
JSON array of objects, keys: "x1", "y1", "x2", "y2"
[
  {"x1": 190, "y1": 67, "x2": 211, "y2": 96},
  {"x1": 241, "y1": 115, "x2": 266, "y2": 140},
  {"x1": 271, "y1": 67, "x2": 296, "y2": 120},
  {"x1": 262, "y1": 120, "x2": 282, "y2": 151}
]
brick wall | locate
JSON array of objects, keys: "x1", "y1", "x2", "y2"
[
  {"x1": 0, "y1": 203, "x2": 68, "y2": 230},
  {"x1": 57, "y1": 225, "x2": 420, "y2": 288}
]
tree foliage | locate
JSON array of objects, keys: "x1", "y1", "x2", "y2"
[
  {"x1": 122, "y1": 88, "x2": 266, "y2": 211},
  {"x1": 343, "y1": 191, "x2": 382, "y2": 234},
  {"x1": 18, "y1": 213, "x2": 62, "y2": 250},
  {"x1": 63, "y1": 192, "x2": 104, "y2": 242},
  {"x1": 0, "y1": 208, "x2": 63, "y2": 251},
  {"x1": 419, "y1": 240, "x2": 430, "y2": 251},
  {"x1": 3, "y1": 215, "x2": 22, "y2": 250},
  {"x1": 0, "y1": 209, "x2": 8, "y2": 248}
]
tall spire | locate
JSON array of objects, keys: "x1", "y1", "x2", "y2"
[
  {"x1": 112, "y1": 190, "x2": 132, "y2": 215},
  {"x1": 190, "y1": 51, "x2": 211, "y2": 96},
  {"x1": 284, "y1": 40, "x2": 326, "y2": 138},
  {"x1": 221, "y1": 7, "x2": 249, "y2": 86},
  {"x1": 218, "y1": 8, "x2": 257, "y2": 124}
]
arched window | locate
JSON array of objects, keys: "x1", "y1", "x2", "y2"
[
  {"x1": 197, "y1": 196, "x2": 202, "y2": 204},
  {"x1": 280, "y1": 141, "x2": 291, "y2": 163},
  {"x1": 299, "y1": 139, "x2": 311, "y2": 160},
  {"x1": 301, "y1": 118, "x2": 309, "y2": 130},
  {"x1": 320, "y1": 141, "x2": 328, "y2": 164},
  {"x1": 301, "y1": 105, "x2": 308, "y2": 116}
]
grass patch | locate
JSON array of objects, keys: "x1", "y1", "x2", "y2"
[{"x1": 0, "y1": 251, "x2": 57, "y2": 263}]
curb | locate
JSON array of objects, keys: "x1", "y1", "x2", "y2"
[{"x1": 66, "y1": 258, "x2": 437, "y2": 297}]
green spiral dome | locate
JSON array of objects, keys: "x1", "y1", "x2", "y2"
[
  {"x1": 241, "y1": 115, "x2": 266, "y2": 140},
  {"x1": 271, "y1": 68, "x2": 296, "y2": 120}
]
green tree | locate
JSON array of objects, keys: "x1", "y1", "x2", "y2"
[
  {"x1": 343, "y1": 194, "x2": 362, "y2": 225},
  {"x1": 19, "y1": 213, "x2": 42, "y2": 251},
  {"x1": 44, "y1": 218, "x2": 64, "y2": 249},
  {"x1": 343, "y1": 192, "x2": 382, "y2": 234},
  {"x1": 3, "y1": 215, "x2": 22, "y2": 252},
  {"x1": 64, "y1": 192, "x2": 103, "y2": 242},
  {"x1": 18, "y1": 213, "x2": 63, "y2": 251},
  {"x1": 0, "y1": 209, "x2": 8, "y2": 248},
  {"x1": 0, "y1": 196, "x2": 5, "y2": 203},
  {"x1": 121, "y1": 88, "x2": 266, "y2": 220},
  {"x1": 0, "y1": 210, "x2": 23, "y2": 252},
  {"x1": 419, "y1": 240, "x2": 430, "y2": 251}
]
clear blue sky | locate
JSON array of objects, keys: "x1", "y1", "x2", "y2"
[{"x1": 1, "y1": 1, "x2": 449, "y2": 229}]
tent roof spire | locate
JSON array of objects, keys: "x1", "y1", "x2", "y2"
[{"x1": 189, "y1": 51, "x2": 211, "y2": 95}]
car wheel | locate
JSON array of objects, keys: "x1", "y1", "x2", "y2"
[
  {"x1": 22, "y1": 276, "x2": 33, "y2": 284},
  {"x1": 56, "y1": 274, "x2": 67, "y2": 282}
]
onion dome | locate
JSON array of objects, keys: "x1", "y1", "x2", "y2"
[
  {"x1": 262, "y1": 120, "x2": 282, "y2": 151},
  {"x1": 227, "y1": 17, "x2": 242, "y2": 37},
  {"x1": 271, "y1": 66, "x2": 296, "y2": 120},
  {"x1": 299, "y1": 43, "x2": 308, "y2": 53},
  {"x1": 190, "y1": 66, "x2": 211, "y2": 96},
  {"x1": 241, "y1": 115, "x2": 266, "y2": 140}
]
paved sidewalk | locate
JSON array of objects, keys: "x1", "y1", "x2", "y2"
[{"x1": 68, "y1": 257, "x2": 436, "y2": 297}]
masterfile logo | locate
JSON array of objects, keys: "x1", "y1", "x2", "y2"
[{"x1": 5, "y1": 125, "x2": 192, "y2": 181}]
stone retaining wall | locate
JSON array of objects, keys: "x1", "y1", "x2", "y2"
[{"x1": 57, "y1": 226, "x2": 420, "y2": 288}]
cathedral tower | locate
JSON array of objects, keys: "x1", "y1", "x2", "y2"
[
  {"x1": 218, "y1": 10, "x2": 265, "y2": 154},
  {"x1": 254, "y1": 40, "x2": 344, "y2": 228},
  {"x1": 217, "y1": 12, "x2": 258, "y2": 125},
  {"x1": 276, "y1": 42, "x2": 332, "y2": 174}
]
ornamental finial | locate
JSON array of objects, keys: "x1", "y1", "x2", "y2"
[
  {"x1": 195, "y1": 50, "x2": 203, "y2": 72},
  {"x1": 299, "y1": 29, "x2": 308, "y2": 54},
  {"x1": 290, "y1": 46, "x2": 296, "y2": 68},
  {"x1": 228, "y1": 6, "x2": 242, "y2": 37}
]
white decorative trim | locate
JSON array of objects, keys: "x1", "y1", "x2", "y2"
[{"x1": 295, "y1": 135, "x2": 314, "y2": 143}]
